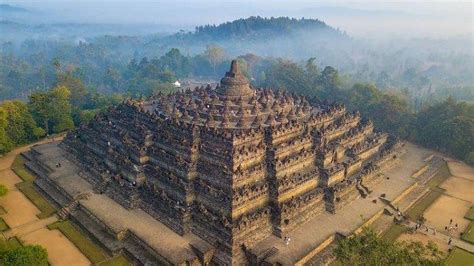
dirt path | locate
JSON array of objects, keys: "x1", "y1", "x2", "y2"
[{"x1": 0, "y1": 138, "x2": 90, "y2": 266}]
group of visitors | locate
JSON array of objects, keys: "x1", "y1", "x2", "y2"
[{"x1": 444, "y1": 218, "x2": 459, "y2": 235}]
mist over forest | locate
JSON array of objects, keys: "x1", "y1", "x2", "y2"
[
  {"x1": 0, "y1": 1, "x2": 473, "y2": 163},
  {"x1": 1, "y1": 1, "x2": 472, "y2": 103}
]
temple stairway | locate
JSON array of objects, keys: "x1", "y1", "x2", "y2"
[
  {"x1": 356, "y1": 180, "x2": 370, "y2": 198},
  {"x1": 57, "y1": 193, "x2": 90, "y2": 220},
  {"x1": 93, "y1": 178, "x2": 111, "y2": 194}
]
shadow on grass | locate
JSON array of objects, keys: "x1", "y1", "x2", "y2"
[
  {"x1": 11, "y1": 154, "x2": 56, "y2": 219},
  {"x1": 47, "y1": 220, "x2": 131, "y2": 265}
]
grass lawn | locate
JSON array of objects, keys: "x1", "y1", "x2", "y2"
[
  {"x1": 405, "y1": 187, "x2": 445, "y2": 221},
  {"x1": 11, "y1": 155, "x2": 36, "y2": 182},
  {"x1": 0, "y1": 237, "x2": 22, "y2": 252},
  {"x1": 427, "y1": 162, "x2": 451, "y2": 189},
  {"x1": 0, "y1": 217, "x2": 9, "y2": 231},
  {"x1": 465, "y1": 206, "x2": 474, "y2": 221},
  {"x1": 98, "y1": 255, "x2": 132, "y2": 266},
  {"x1": 461, "y1": 221, "x2": 474, "y2": 244},
  {"x1": 15, "y1": 182, "x2": 56, "y2": 219},
  {"x1": 405, "y1": 162, "x2": 451, "y2": 221},
  {"x1": 47, "y1": 220, "x2": 108, "y2": 264},
  {"x1": 445, "y1": 247, "x2": 474, "y2": 266},
  {"x1": 11, "y1": 155, "x2": 56, "y2": 218},
  {"x1": 381, "y1": 224, "x2": 408, "y2": 242}
]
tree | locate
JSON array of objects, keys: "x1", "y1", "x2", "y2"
[
  {"x1": 205, "y1": 44, "x2": 225, "y2": 76},
  {"x1": 3, "y1": 245, "x2": 48, "y2": 266},
  {"x1": 0, "y1": 106, "x2": 14, "y2": 154},
  {"x1": 239, "y1": 53, "x2": 260, "y2": 79},
  {"x1": 261, "y1": 59, "x2": 310, "y2": 95},
  {"x1": 52, "y1": 58, "x2": 61, "y2": 73},
  {"x1": 0, "y1": 101, "x2": 39, "y2": 145},
  {"x1": 159, "y1": 48, "x2": 192, "y2": 78},
  {"x1": 49, "y1": 86, "x2": 74, "y2": 132},
  {"x1": 28, "y1": 91, "x2": 51, "y2": 134},
  {"x1": 415, "y1": 98, "x2": 474, "y2": 160},
  {"x1": 334, "y1": 228, "x2": 443, "y2": 265},
  {"x1": 465, "y1": 152, "x2": 474, "y2": 165},
  {"x1": 56, "y1": 73, "x2": 87, "y2": 107},
  {"x1": 305, "y1": 57, "x2": 320, "y2": 82},
  {"x1": 28, "y1": 86, "x2": 74, "y2": 134},
  {"x1": 319, "y1": 66, "x2": 341, "y2": 92}
]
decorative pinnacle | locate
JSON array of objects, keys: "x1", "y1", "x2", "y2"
[{"x1": 229, "y1": 60, "x2": 240, "y2": 76}]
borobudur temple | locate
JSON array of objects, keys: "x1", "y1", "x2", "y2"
[{"x1": 55, "y1": 60, "x2": 400, "y2": 264}]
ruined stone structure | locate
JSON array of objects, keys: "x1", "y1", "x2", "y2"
[{"x1": 60, "y1": 60, "x2": 400, "y2": 264}]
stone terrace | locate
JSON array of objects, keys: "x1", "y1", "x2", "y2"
[
  {"x1": 252, "y1": 142, "x2": 432, "y2": 264},
  {"x1": 26, "y1": 142, "x2": 202, "y2": 265},
  {"x1": 26, "y1": 141, "x2": 431, "y2": 265}
]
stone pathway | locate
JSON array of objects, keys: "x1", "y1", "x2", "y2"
[
  {"x1": 370, "y1": 154, "x2": 444, "y2": 236},
  {"x1": 405, "y1": 220, "x2": 474, "y2": 253},
  {"x1": 0, "y1": 138, "x2": 90, "y2": 266},
  {"x1": 3, "y1": 216, "x2": 57, "y2": 238},
  {"x1": 371, "y1": 153, "x2": 474, "y2": 257}
]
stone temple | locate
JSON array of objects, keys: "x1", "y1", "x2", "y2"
[{"x1": 28, "y1": 60, "x2": 401, "y2": 265}]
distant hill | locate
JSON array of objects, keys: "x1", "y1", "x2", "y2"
[
  {"x1": 0, "y1": 4, "x2": 29, "y2": 13},
  {"x1": 145, "y1": 16, "x2": 350, "y2": 59},
  {"x1": 188, "y1": 16, "x2": 344, "y2": 40}
]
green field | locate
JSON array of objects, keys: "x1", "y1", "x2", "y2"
[
  {"x1": 98, "y1": 255, "x2": 132, "y2": 266},
  {"x1": 381, "y1": 161, "x2": 451, "y2": 243},
  {"x1": 48, "y1": 220, "x2": 131, "y2": 265},
  {"x1": 381, "y1": 224, "x2": 408, "y2": 242},
  {"x1": 48, "y1": 220, "x2": 108, "y2": 263},
  {"x1": 465, "y1": 206, "x2": 474, "y2": 220},
  {"x1": 11, "y1": 155, "x2": 36, "y2": 182},
  {"x1": 445, "y1": 247, "x2": 474, "y2": 266},
  {"x1": 15, "y1": 182, "x2": 56, "y2": 219},
  {"x1": 427, "y1": 162, "x2": 451, "y2": 189},
  {"x1": 405, "y1": 187, "x2": 445, "y2": 221},
  {"x1": 10, "y1": 154, "x2": 130, "y2": 265},
  {"x1": 11, "y1": 154, "x2": 56, "y2": 219},
  {"x1": 404, "y1": 162, "x2": 451, "y2": 221},
  {"x1": 461, "y1": 221, "x2": 474, "y2": 245},
  {"x1": 0, "y1": 237, "x2": 22, "y2": 253}
]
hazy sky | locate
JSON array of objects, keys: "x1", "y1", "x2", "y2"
[{"x1": 3, "y1": 0, "x2": 473, "y2": 38}]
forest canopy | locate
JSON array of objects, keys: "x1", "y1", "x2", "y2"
[{"x1": 0, "y1": 17, "x2": 472, "y2": 165}]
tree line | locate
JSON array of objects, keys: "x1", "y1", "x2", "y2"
[
  {"x1": 3, "y1": 16, "x2": 472, "y2": 104},
  {"x1": 0, "y1": 72, "x2": 124, "y2": 154},
  {"x1": 1, "y1": 52, "x2": 472, "y2": 165},
  {"x1": 253, "y1": 58, "x2": 474, "y2": 164}
]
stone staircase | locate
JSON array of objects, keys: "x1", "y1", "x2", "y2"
[
  {"x1": 356, "y1": 180, "x2": 370, "y2": 198},
  {"x1": 57, "y1": 193, "x2": 91, "y2": 220},
  {"x1": 360, "y1": 182, "x2": 371, "y2": 194},
  {"x1": 57, "y1": 200, "x2": 80, "y2": 220},
  {"x1": 94, "y1": 178, "x2": 111, "y2": 194},
  {"x1": 261, "y1": 247, "x2": 279, "y2": 261}
]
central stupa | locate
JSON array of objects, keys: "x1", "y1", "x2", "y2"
[{"x1": 216, "y1": 60, "x2": 255, "y2": 98}]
